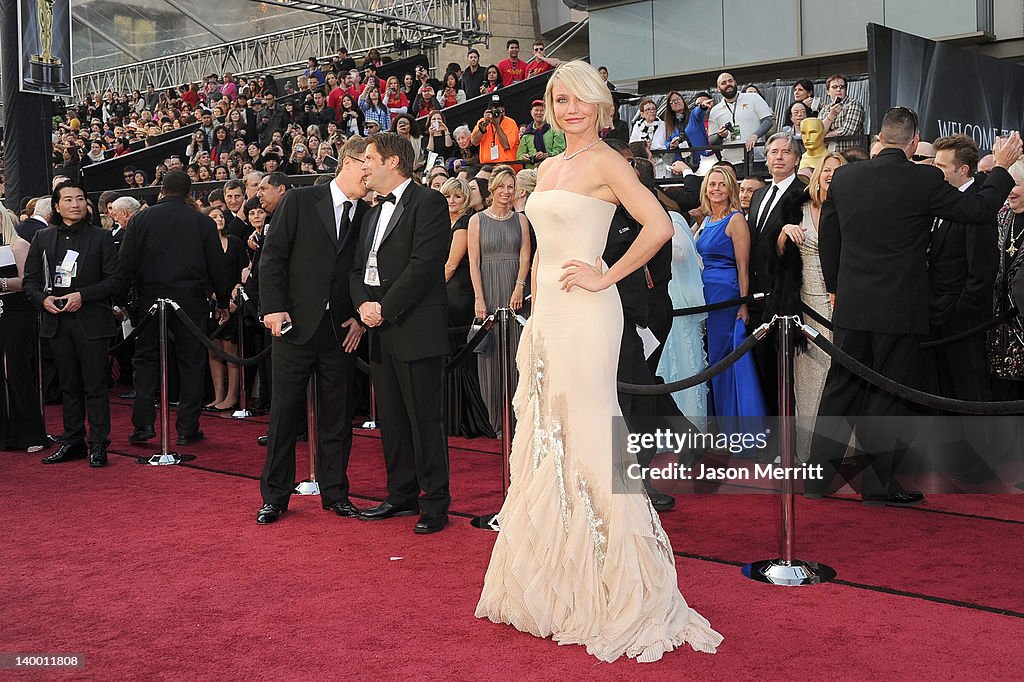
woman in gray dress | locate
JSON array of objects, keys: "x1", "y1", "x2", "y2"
[{"x1": 467, "y1": 165, "x2": 532, "y2": 435}]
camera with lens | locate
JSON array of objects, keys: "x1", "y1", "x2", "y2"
[
  {"x1": 723, "y1": 122, "x2": 734, "y2": 133},
  {"x1": 489, "y1": 108, "x2": 503, "y2": 118}
]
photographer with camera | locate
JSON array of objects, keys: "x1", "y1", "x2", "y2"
[
  {"x1": 470, "y1": 94, "x2": 520, "y2": 166},
  {"x1": 821, "y1": 74, "x2": 864, "y2": 153},
  {"x1": 708, "y1": 72, "x2": 774, "y2": 169}
]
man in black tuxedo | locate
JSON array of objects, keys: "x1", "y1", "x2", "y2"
[
  {"x1": 23, "y1": 182, "x2": 122, "y2": 467},
  {"x1": 119, "y1": 171, "x2": 231, "y2": 447},
  {"x1": 919, "y1": 134, "x2": 998, "y2": 482},
  {"x1": 745, "y1": 132, "x2": 805, "y2": 415},
  {"x1": 255, "y1": 138, "x2": 370, "y2": 525},
  {"x1": 808, "y1": 109, "x2": 1021, "y2": 504},
  {"x1": 350, "y1": 132, "x2": 452, "y2": 534}
]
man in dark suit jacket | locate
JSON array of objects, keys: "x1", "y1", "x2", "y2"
[
  {"x1": 350, "y1": 132, "x2": 452, "y2": 534},
  {"x1": 23, "y1": 182, "x2": 122, "y2": 467},
  {"x1": 919, "y1": 135, "x2": 999, "y2": 482},
  {"x1": 744, "y1": 133, "x2": 805, "y2": 415},
  {"x1": 255, "y1": 138, "x2": 370, "y2": 525},
  {"x1": 119, "y1": 171, "x2": 231, "y2": 447},
  {"x1": 808, "y1": 109, "x2": 1021, "y2": 504}
]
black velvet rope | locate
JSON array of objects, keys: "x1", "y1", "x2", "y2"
[
  {"x1": 673, "y1": 292, "x2": 766, "y2": 317},
  {"x1": 107, "y1": 306, "x2": 156, "y2": 352},
  {"x1": 167, "y1": 303, "x2": 272, "y2": 366},
  {"x1": 799, "y1": 302, "x2": 1017, "y2": 349},
  {"x1": 447, "y1": 317, "x2": 496, "y2": 371},
  {"x1": 617, "y1": 331, "x2": 764, "y2": 395},
  {"x1": 804, "y1": 325, "x2": 1024, "y2": 414}
]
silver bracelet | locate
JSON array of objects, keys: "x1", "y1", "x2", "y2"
[
  {"x1": 515, "y1": 280, "x2": 526, "y2": 287},
  {"x1": 0, "y1": 277, "x2": 7, "y2": 293}
]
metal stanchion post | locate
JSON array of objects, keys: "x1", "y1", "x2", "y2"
[
  {"x1": 361, "y1": 381, "x2": 378, "y2": 429},
  {"x1": 472, "y1": 307, "x2": 512, "y2": 531},
  {"x1": 232, "y1": 292, "x2": 253, "y2": 419},
  {"x1": 361, "y1": 335, "x2": 378, "y2": 429},
  {"x1": 743, "y1": 315, "x2": 836, "y2": 585},
  {"x1": 35, "y1": 313, "x2": 56, "y2": 444},
  {"x1": 294, "y1": 376, "x2": 320, "y2": 495},
  {"x1": 140, "y1": 299, "x2": 184, "y2": 465}
]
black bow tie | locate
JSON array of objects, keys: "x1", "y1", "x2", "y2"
[{"x1": 378, "y1": 193, "x2": 396, "y2": 204}]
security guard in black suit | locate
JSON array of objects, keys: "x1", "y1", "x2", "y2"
[
  {"x1": 119, "y1": 171, "x2": 231, "y2": 446},
  {"x1": 23, "y1": 182, "x2": 123, "y2": 467}
]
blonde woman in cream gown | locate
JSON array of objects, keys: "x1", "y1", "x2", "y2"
[{"x1": 475, "y1": 61, "x2": 722, "y2": 664}]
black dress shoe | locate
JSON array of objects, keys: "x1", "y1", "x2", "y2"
[
  {"x1": 862, "y1": 490, "x2": 925, "y2": 507},
  {"x1": 42, "y1": 440, "x2": 87, "y2": 464},
  {"x1": 176, "y1": 431, "x2": 205, "y2": 446},
  {"x1": 648, "y1": 490, "x2": 676, "y2": 512},
  {"x1": 257, "y1": 434, "x2": 269, "y2": 446},
  {"x1": 256, "y1": 503, "x2": 285, "y2": 525},
  {"x1": 128, "y1": 427, "x2": 156, "y2": 443},
  {"x1": 414, "y1": 511, "x2": 449, "y2": 534},
  {"x1": 358, "y1": 501, "x2": 419, "y2": 520},
  {"x1": 324, "y1": 499, "x2": 361, "y2": 517},
  {"x1": 88, "y1": 444, "x2": 108, "y2": 468}
]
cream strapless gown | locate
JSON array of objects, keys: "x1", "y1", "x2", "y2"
[{"x1": 475, "y1": 189, "x2": 723, "y2": 663}]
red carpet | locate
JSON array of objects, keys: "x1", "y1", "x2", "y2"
[{"x1": 1, "y1": 396, "x2": 1022, "y2": 679}]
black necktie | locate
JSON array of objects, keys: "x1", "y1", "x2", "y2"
[
  {"x1": 378, "y1": 193, "x2": 396, "y2": 204},
  {"x1": 757, "y1": 185, "x2": 778, "y2": 232},
  {"x1": 338, "y1": 201, "x2": 351, "y2": 240}
]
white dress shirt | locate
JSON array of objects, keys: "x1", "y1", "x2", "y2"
[
  {"x1": 369, "y1": 177, "x2": 412, "y2": 254},
  {"x1": 328, "y1": 177, "x2": 357, "y2": 238},
  {"x1": 757, "y1": 172, "x2": 797, "y2": 230}
]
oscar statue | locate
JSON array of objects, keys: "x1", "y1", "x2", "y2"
[{"x1": 27, "y1": 0, "x2": 66, "y2": 91}]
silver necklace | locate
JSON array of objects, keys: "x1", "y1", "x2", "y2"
[
  {"x1": 486, "y1": 208, "x2": 514, "y2": 221},
  {"x1": 563, "y1": 138, "x2": 601, "y2": 160}
]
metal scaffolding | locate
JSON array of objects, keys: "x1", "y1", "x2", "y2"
[{"x1": 72, "y1": 0, "x2": 490, "y2": 97}]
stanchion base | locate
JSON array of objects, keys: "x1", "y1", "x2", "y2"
[
  {"x1": 137, "y1": 452, "x2": 197, "y2": 466},
  {"x1": 294, "y1": 480, "x2": 320, "y2": 495},
  {"x1": 231, "y1": 409, "x2": 254, "y2": 419},
  {"x1": 742, "y1": 559, "x2": 836, "y2": 586},
  {"x1": 470, "y1": 513, "x2": 500, "y2": 531},
  {"x1": 360, "y1": 420, "x2": 378, "y2": 429}
]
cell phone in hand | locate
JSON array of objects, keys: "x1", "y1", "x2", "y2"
[
  {"x1": 280, "y1": 321, "x2": 293, "y2": 334},
  {"x1": 53, "y1": 298, "x2": 67, "y2": 310}
]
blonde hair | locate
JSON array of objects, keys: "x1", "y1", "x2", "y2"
[
  {"x1": 515, "y1": 168, "x2": 537, "y2": 194},
  {"x1": 807, "y1": 152, "x2": 846, "y2": 208},
  {"x1": 440, "y1": 177, "x2": 472, "y2": 219},
  {"x1": 543, "y1": 60, "x2": 614, "y2": 133},
  {"x1": 0, "y1": 207, "x2": 18, "y2": 246},
  {"x1": 486, "y1": 165, "x2": 517, "y2": 207},
  {"x1": 699, "y1": 166, "x2": 741, "y2": 217}
]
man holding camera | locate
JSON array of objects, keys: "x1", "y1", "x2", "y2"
[
  {"x1": 708, "y1": 72, "x2": 774, "y2": 168},
  {"x1": 470, "y1": 95, "x2": 520, "y2": 166},
  {"x1": 821, "y1": 74, "x2": 864, "y2": 153}
]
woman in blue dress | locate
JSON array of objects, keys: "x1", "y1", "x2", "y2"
[{"x1": 694, "y1": 166, "x2": 766, "y2": 425}]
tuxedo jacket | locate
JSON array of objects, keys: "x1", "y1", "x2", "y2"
[
  {"x1": 23, "y1": 222, "x2": 122, "y2": 340},
  {"x1": 260, "y1": 183, "x2": 369, "y2": 346},
  {"x1": 820, "y1": 148, "x2": 1014, "y2": 335},
  {"x1": 927, "y1": 176, "x2": 998, "y2": 326},
  {"x1": 747, "y1": 176, "x2": 807, "y2": 302},
  {"x1": 349, "y1": 181, "x2": 450, "y2": 361}
]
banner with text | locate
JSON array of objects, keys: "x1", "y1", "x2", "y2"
[{"x1": 868, "y1": 23, "x2": 1024, "y2": 152}]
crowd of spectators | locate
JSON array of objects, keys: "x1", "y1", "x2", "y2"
[{"x1": 19, "y1": 38, "x2": 566, "y2": 203}]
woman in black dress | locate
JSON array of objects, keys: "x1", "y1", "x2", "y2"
[
  {"x1": 0, "y1": 208, "x2": 48, "y2": 451},
  {"x1": 204, "y1": 206, "x2": 248, "y2": 412},
  {"x1": 441, "y1": 178, "x2": 493, "y2": 438}
]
